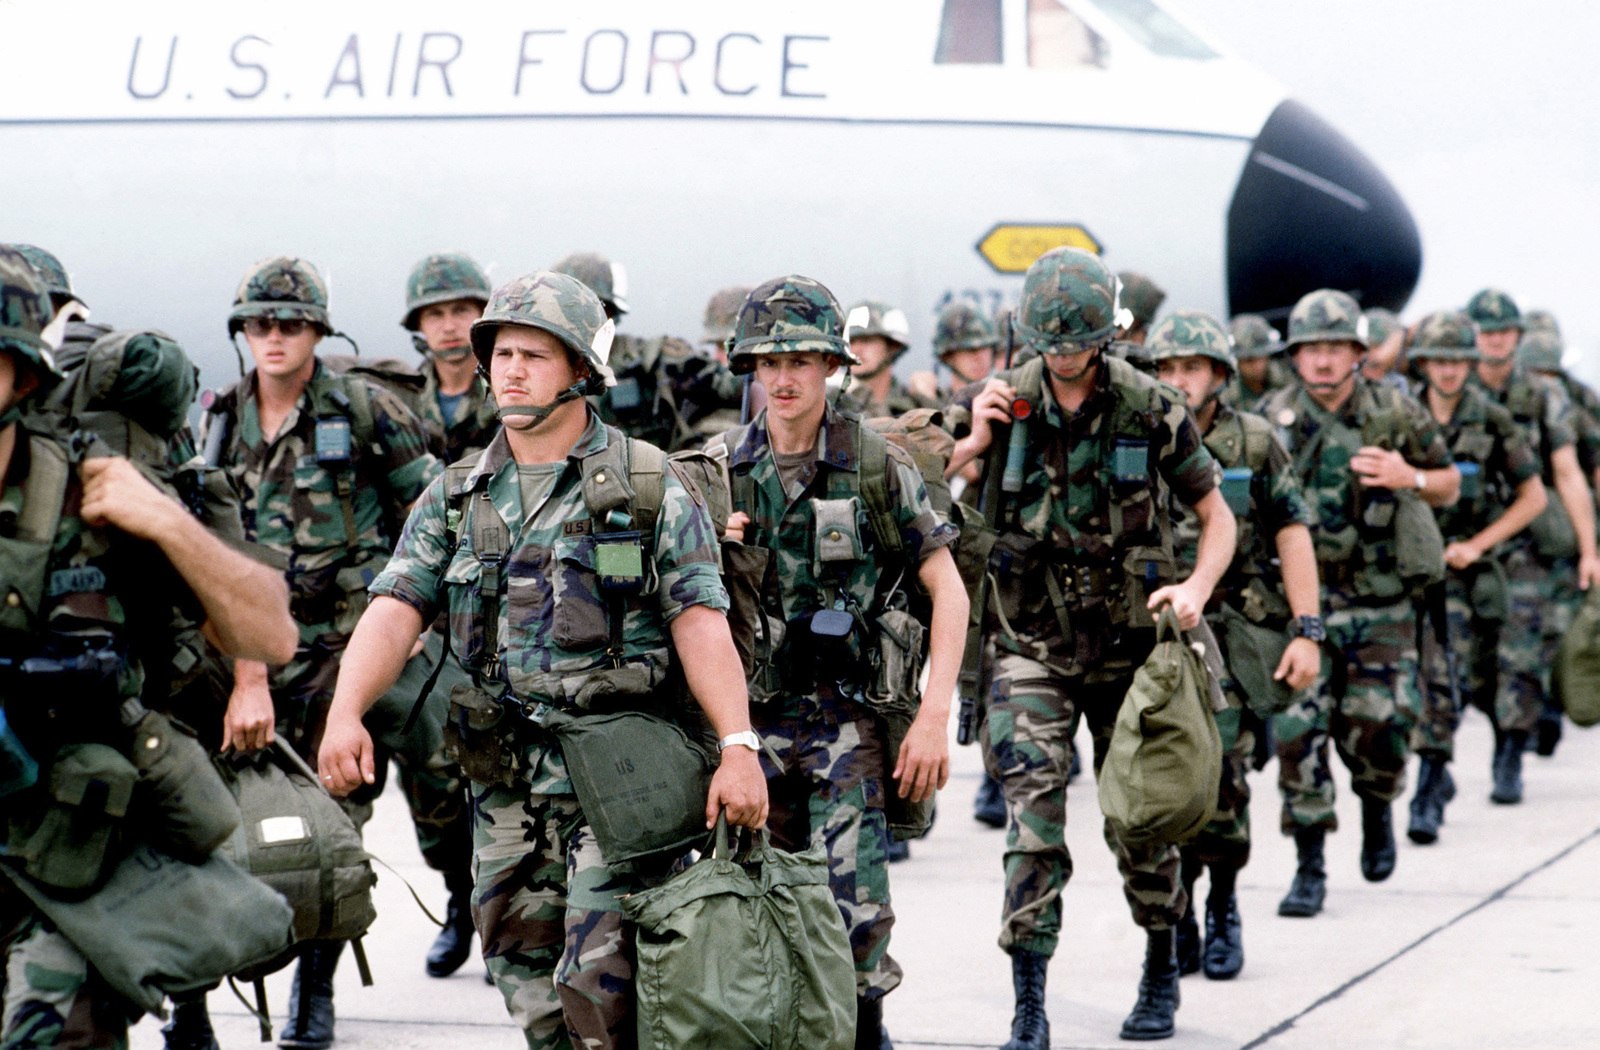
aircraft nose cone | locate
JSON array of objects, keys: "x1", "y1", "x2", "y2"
[{"x1": 1226, "y1": 99, "x2": 1421, "y2": 321}]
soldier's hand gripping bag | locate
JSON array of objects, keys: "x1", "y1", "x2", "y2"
[
  {"x1": 1554, "y1": 586, "x2": 1600, "y2": 728},
  {"x1": 867, "y1": 609, "x2": 935, "y2": 841},
  {"x1": 1098, "y1": 607, "x2": 1223, "y2": 853},
  {"x1": 1216, "y1": 604, "x2": 1297, "y2": 719},
  {"x1": 549, "y1": 706, "x2": 715, "y2": 867},
  {"x1": 623, "y1": 817, "x2": 856, "y2": 1050}
]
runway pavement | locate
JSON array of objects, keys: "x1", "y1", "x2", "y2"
[{"x1": 131, "y1": 709, "x2": 1600, "y2": 1050}]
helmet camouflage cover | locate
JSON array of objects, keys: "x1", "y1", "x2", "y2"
[
  {"x1": 0, "y1": 246, "x2": 62, "y2": 391},
  {"x1": 469, "y1": 270, "x2": 616, "y2": 394},
  {"x1": 402, "y1": 252, "x2": 491, "y2": 330},
  {"x1": 728, "y1": 275, "x2": 857, "y2": 375},
  {"x1": 1015, "y1": 246, "x2": 1117, "y2": 353},
  {"x1": 1517, "y1": 328, "x2": 1563, "y2": 373},
  {"x1": 229, "y1": 256, "x2": 331, "y2": 336},
  {"x1": 8, "y1": 244, "x2": 75, "y2": 309},
  {"x1": 1228, "y1": 313, "x2": 1281, "y2": 360},
  {"x1": 1115, "y1": 270, "x2": 1166, "y2": 329},
  {"x1": 933, "y1": 301, "x2": 999, "y2": 358},
  {"x1": 844, "y1": 299, "x2": 912, "y2": 359},
  {"x1": 1408, "y1": 309, "x2": 1479, "y2": 362},
  {"x1": 1465, "y1": 287, "x2": 1521, "y2": 333},
  {"x1": 1522, "y1": 309, "x2": 1560, "y2": 341},
  {"x1": 552, "y1": 251, "x2": 628, "y2": 315},
  {"x1": 1363, "y1": 307, "x2": 1401, "y2": 348},
  {"x1": 1145, "y1": 310, "x2": 1236, "y2": 379},
  {"x1": 702, "y1": 285, "x2": 752, "y2": 347},
  {"x1": 1285, "y1": 288, "x2": 1366, "y2": 352}
]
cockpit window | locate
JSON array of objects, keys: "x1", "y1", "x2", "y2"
[
  {"x1": 935, "y1": 0, "x2": 1003, "y2": 63},
  {"x1": 1027, "y1": 0, "x2": 1107, "y2": 69},
  {"x1": 1080, "y1": 0, "x2": 1218, "y2": 59}
]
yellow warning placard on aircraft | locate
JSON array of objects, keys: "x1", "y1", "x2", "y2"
[{"x1": 976, "y1": 224, "x2": 1103, "y2": 274}]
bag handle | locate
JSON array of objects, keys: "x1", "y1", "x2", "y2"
[{"x1": 1154, "y1": 604, "x2": 1183, "y2": 643}]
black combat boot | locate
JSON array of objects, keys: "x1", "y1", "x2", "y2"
[
  {"x1": 1359, "y1": 797, "x2": 1396, "y2": 882},
  {"x1": 279, "y1": 942, "x2": 342, "y2": 1050},
  {"x1": 1000, "y1": 949, "x2": 1049, "y2": 1050},
  {"x1": 1201, "y1": 863, "x2": 1243, "y2": 980},
  {"x1": 855, "y1": 995, "x2": 893, "y2": 1050},
  {"x1": 1407, "y1": 752, "x2": 1449, "y2": 845},
  {"x1": 1277, "y1": 827, "x2": 1326, "y2": 917},
  {"x1": 974, "y1": 773, "x2": 1008, "y2": 829},
  {"x1": 426, "y1": 868, "x2": 477, "y2": 977},
  {"x1": 1536, "y1": 704, "x2": 1562, "y2": 757},
  {"x1": 161, "y1": 993, "x2": 219, "y2": 1050},
  {"x1": 1173, "y1": 852, "x2": 1201, "y2": 976},
  {"x1": 1491, "y1": 729, "x2": 1527, "y2": 805},
  {"x1": 1119, "y1": 929, "x2": 1179, "y2": 1041}
]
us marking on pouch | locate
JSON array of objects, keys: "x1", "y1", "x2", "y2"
[{"x1": 48, "y1": 566, "x2": 106, "y2": 597}]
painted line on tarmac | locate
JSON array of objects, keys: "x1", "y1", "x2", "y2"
[{"x1": 1239, "y1": 822, "x2": 1600, "y2": 1050}]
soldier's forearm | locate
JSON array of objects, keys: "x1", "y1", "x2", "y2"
[
  {"x1": 158, "y1": 509, "x2": 297, "y2": 664},
  {"x1": 918, "y1": 547, "x2": 968, "y2": 717},
  {"x1": 670, "y1": 604, "x2": 753, "y2": 739},
  {"x1": 1472, "y1": 476, "x2": 1547, "y2": 553},
  {"x1": 1187, "y1": 488, "x2": 1237, "y2": 599},
  {"x1": 1272, "y1": 524, "x2": 1321, "y2": 619},
  {"x1": 1552, "y1": 450, "x2": 1598, "y2": 560}
]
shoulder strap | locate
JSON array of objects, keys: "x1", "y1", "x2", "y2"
[
  {"x1": 18, "y1": 434, "x2": 70, "y2": 545},
  {"x1": 339, "y1": 372, "x2": 378, "y2": 455},
  {"x1": 856, "y1": 421, "x2": 904, "y2": 557},
  {"x1": 1238, "y1": 411, "x2": 1274, "y2": 471},
  {"x1": 626, "y1": 438, "x2": 666, "y2": 543}
]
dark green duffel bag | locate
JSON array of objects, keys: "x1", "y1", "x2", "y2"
[
  {"x1": 1555, "y1": 587, "x2": 1600, "y2": 728},
  {"x1": 1216, "y1": 604, "x2": 1297, "y2": 719}
]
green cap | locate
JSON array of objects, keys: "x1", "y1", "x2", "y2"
[
  {"x1": 1016, "y1": 247, "x2": 1117, "y2": 353},
  {"x1": 1115, "y1": 271, "x2": 1166, "y2": 330},
  {"x1": 1229, "y1": 313, "x2": 1281, "y2": 360},
  {"x1": 552, "y1": 251, "x2": 629, "y2": 315}
]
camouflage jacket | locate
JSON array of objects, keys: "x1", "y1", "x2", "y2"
[
  {"x1": 949, "y1": 355, "x2": 1218, "y2": 669},
  {"x1": 1428, "y1": 384, "x2": 1540, "y2": 546},
  {"x1": 1474, "y1": 367, "x2": 1576, "y2": 481},
  {"x1": 203, "y1": 360, "x2": 441, "y2": 651},
  {"x1": 1261, "y1": 378, "x2": 1452, "y2": 584},
  {"x1": 1174, "y1": 403, "x2": 1311, "y2": 623},
  {"x1": 593, "y1": 333, "x2": 743, "y2": 453},
  {"x1": 415, "y1": 359, "x2": 499, "y2": 465},
  {"x1": 1553, "y1": 372, "x2": 1600, "y2": 478},
  {"x1": 716, "y1": 402, "x2": 955, "y2": 698},
  {"x1": 838, "y1": 376, "x2": 940, "y2": 420},
  {"x1": 371, "y1": 414, "x2": 727, "y2": 794},
  {"x1": 1223, "y1": 357, "x2": 1294, "y2": 410}
]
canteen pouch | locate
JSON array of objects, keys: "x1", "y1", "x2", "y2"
[
  {"x1": 1217, "y1": 603, "x2": 1296, "y2": 719},
  {"x1": 811, "y1": 498, "x2": 863, "y2": 569},
  {"x1": 551, "y1": 708, "x2": 714, "y2": 867},
  {"x1": 1122, "y1": 546, "x2": 1176, "y2": 629},
  {"x1": 126, "y1": 708, "x2": 240, "y2": 863},
  {"x1": 443, "y1": 683, "x2": 524, "y2": 788},
  {"x1": 1219, "y1": 467, "x2": 1253, "y2": 516},
  {"x1": 1393, "y1": 489, "x2": 1447, "y2": 590},
  {"x1": 12, "y1": 742, "x2": 138, "y2": 895},
  {"x1": 866, "y1": 609, "x2": 926, "y2": 710},
  {"x1": 0, "y1": 707, "x2": 38, "y2": 799},
  {"x1": 1528, "y1": 495, "x2": 1580, "y2": 561},
  {"x1": 1468, "y1": 558, "x2": 1511, "y2": 623}
]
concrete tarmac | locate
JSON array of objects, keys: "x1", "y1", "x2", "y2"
[{"x1": 132, "y1": 711, "x2": 1600, "y2": 1050}]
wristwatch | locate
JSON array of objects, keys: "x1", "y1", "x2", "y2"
[
  {"x1": 1414, "y1": 470, "x2": 1426, "y2": 491},
  {"x1": 717, "y1": 730, "x2": 762, "y2": 753},
  {"x1": 1292, "y1": 615, "x2": 1327, "y2": 643}
]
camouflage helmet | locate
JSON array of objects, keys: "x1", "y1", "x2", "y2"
[
  {"x1": 0, "y1": 246, "x2": 62, "y2": 392},
  {"x1": 728, "y1": 275, "x2": 858, "y2": 375},
  {"x1": 1465, "y1": 288, "x2": 1521, "y2": 333},
  {"x1": 402, "y1": 252, "x2": 491, "y2": 331},
  {"x1": 1228, "y1": 313, "x2": 1281, "y2": 360},
  {"x1": 932, "y1": 301, "x2": 999, "y2": 358},
  {"x1": 229, "y1": 256, "x2": 331, "y2": 337},
  {"x1": 9, "y1": 244, "x2": 75, "y2": 309},
  {"x1": 1115, "y1": 271, "x2": 1166, "y2": 330},
  {"x1": 1285, "y1": 288, "x2": 1367, "y2": 352},
  {"x1": 1407, "y1": 310, "x2": 1479, "y2": 362},
  {"x1": 1522, "y1": 309, "x2": 1561, "y2": 341},
  {"x1": 1517, "y1": 328, "x2": 1564, "y2": 374},
  {"x1": 552, "y1": 251, "x2": 629, "y2": 316},
  {"x1": 844, "y1": 300, "x2": 912, "y2": 360},
  {"x1": 1145, "y1": 310, "x2": 1236, "y2": 379},
  {"x1": 469, "y1": 271, "x2": 616, "y2": 393},
  {"x1": 1015, "y1": 247, "x2": 1117, "y2": 353},
  {"x1": 701, "y1": 285, "x2": 751, "y2": 347},
  {"x1": 1363, "y1": 307, "x2": 1402, "y2": 348}
]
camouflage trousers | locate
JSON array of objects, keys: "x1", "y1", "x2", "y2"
[
  {"x1": 980, "y1": 652, "x2": 1186, "y2": 957},
  {"x1": 1, "y1": 901, "x2": 129, "y2": 1050},
  {"x1": 1272, "y1": 592, "x2": 1422, "y2": 833},
  {"x1": 1498, "y1": 549, "x2": 1579, "y2": 734},
  {"x1": 1414, "y1": 568, "x2": 1503, "y2": 760},
  {"x1": 756, "y1": 695, "x2": 900, "y2": 1000},
  {"x1": 471, "y1": 781, "x2": 665, "y2": 1050}
]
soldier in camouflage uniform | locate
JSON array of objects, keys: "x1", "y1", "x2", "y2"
[
  {"x1": 839, "y1": 299, "x2": 941, "y2": 419},
  {"x1": 0, "y1": 248, "x2": 297, "y2": 1050},
  {"x1": 401, "y1": 252, "x2": 500, "y2": 464},
  {"x1": 553, "y1": 252, "x2": 742, "y2": 453},
  {"x1": 1114, "y1": 271, "x2": 1166, "y2": 346},
  {"x1": 1149, "y1": 311, "x2": 1322, "y2": 983},
  {"x1": 908, "y1": 300, "x2": 1001, "y2": 406},
  {"x1": 199, "y1": 256, "x2": 442, "y2": 1050},
  {"x1": 710, "y1": 275, "x2": 966, "y2": 1050},
  {"x1": 945, "y1": 249, "x2": 1236, "y2": 1045},
  {"x1": 319, "y1": 269, "x2": 766, "y2": 1050},
  {"x1": 1404, "y1": 310, "x2": 1546, "y2": 843},
  {"x1": 685, "y1": 285, "x2": 751, "y2": 443},
  {"x1": 1466, "y1": 288, "x2": 1600, "y2": 797},
  {"x1": 1223, "y1": 313, "x2": 1292, "y2": 408},
  {"x1": 1361, "y1": 308, "x2": 1410, "y2": 392},
  {"x1": 1259, "y1": 289, "x2": 1459, "y2": 919}
]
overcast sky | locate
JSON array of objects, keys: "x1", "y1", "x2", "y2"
[{"x1": 1181, "y1": 0, "x2": 1600, "y2": 378}]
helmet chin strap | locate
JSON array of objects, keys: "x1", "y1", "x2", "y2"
[
  {"x1": 430, "y1": 345, "x2": 474, "y2": 363},
  {"x1": 496, "y1": 383, "x2": 587, "y2": 429},
  {"x1": 1302, "y1": 363, "x2": 1360, "y2": 395},
  {"x1": 1044, "y1": 345, "x2": 1101, "y2": 384}
]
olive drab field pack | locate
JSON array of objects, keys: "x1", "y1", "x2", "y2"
[
  {"x1": 1555, "y1": 588, "x2": 1600, "y2": 728},
  {"x1": 623, "y1": 819, "x2": 857, "y2": 1050},
  {"x1": 1098, "y1": 608, "x2": 1223, "y2": 852}
]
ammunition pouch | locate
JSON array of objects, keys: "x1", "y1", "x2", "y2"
[
  {"x1": 442, "y1": 683, "x2": 527, "y2": 789},
  {"x1": 126, "y1": 708, "x2": 241, "y2": 864},
  {"x1": 288, "y1": 561, "x2": 374, "y2": 630},
  {"x1": 721, "y1": 542, "x2": 783, "y2": 702},
  {"x1": 7, "y1": 742, "x2": 138, "y2": 896},
  {"x1": 1121, "y1": 546, "x2": 1175, "y2": 628}
]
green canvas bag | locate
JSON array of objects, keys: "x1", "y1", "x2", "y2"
[
  {"x1": 1554, "y1": 587, "x2": 1600, "y2": 727},
  {"x1": 623, "y1": 819, "x2": 856, "y2": 1050},
  {"x1": 1216, "y1": 604, "x2": 1297, "y2": 719},
  {"x1": 1099, "y1": 607, "x2": 1223, "y2": 852}
]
